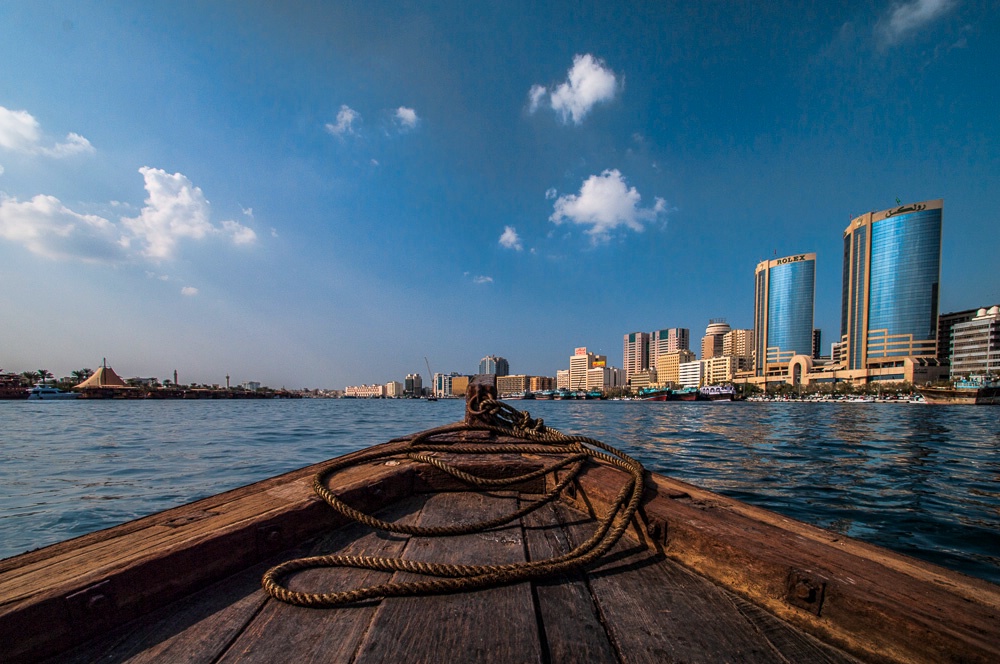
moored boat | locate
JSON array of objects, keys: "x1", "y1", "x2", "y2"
[
  {"x1": 673, "y1": 386, "x2": 700, "y2": 401},
  {"x1": 916, "y1": 377, "x2": 1000, "y2": 405},
  {"x1": 2, "y1": 375, "x2": 997, "y2": 664},
  {"x1": 26, "y1": 384, "x2": 79, "y2": 400},
  {"x1": 699, "y1": 384, "x2": 736, "y2": 401}
]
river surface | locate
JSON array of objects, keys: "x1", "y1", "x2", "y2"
[{"x1": 1, "y1": 399, "x2": 997, "y2": 584}]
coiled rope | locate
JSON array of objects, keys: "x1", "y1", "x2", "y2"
[{"x1": 261, "y1": 396, "x2": 645, "y2": 608}]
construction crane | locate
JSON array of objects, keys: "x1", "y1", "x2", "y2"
[{"x1": 425, "y1": 357, "x2": 437, "y2": 400}]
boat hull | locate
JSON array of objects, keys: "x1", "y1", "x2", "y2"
[{"x1": 917, "y1": 386, "x2": 1000, "y2": 405}]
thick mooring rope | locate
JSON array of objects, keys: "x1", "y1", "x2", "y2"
[{"x1": 261, "y1": 396, "x2": 645, "y2": 608}]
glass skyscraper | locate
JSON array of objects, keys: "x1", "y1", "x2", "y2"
[
  {"x1": 840, "y1": 200, "x2": 942, "y2": 372},
  {"x1": 478, "y1": 355, "x2": 509, "y2": 376},
  {"x1": 754, "y1": 253, "x2": 816, "y2": 376}
]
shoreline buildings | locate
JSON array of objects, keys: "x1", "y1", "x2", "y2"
[{"x1": 742, "y1": 199, "x2": 949, "y2": 388}]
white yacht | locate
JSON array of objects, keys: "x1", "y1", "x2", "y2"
[{"x1": 27, "y1": 385, "x2": 80, "y2": 400}]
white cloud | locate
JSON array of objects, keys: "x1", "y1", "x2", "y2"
[
  {"x1": 181, "y1": 286, "x2": 198, "y2": 296},
  {"x1": 545, "y1": 187, "x2": 557, "y2": 200},
  {"x1": 121, "y1": 167, "x2": 216, "y2": 259},
  {"x1": 222, "y1": 219, "x2": 257, "y2": 245},
  {"x1": 499, "y1": 225, "x2": 523, "y2": 251},
  {"x1": 0, "y1": 167, "x2": 258, "y2": 263},
  {"x1": 0, "y1": 106, "x2": 94, "y2": 157},
  {"x1": 549, "y1": 169, "x2": 666, "y2": 243},
  {"x1": 325, "y1": 105, "x2": 360, "y2": 136},
  {"x1": 529, "y1": 55, "x2": 618, "y2": 125},
  {"x1": 0, "y1": 164, "x2": 4, "y2": 176},
  {"x1": 473, "y1": 275, "x2": 494, "y2": 284},
  {"x1": 44, "y1": 132, "x2": 94, "y2": 157},
  {"x1": 395, "y1": 107, "x2": 418, "y2": 129},
  {"x1": 528, "y1": 85, "x2": 547, "y2": 113},
  {"x1": 877, "y1": 0, "x2": 957, "y2": 45},
  {"x1": 0, "y1": 193, "x2": 125, "y2": 262}
]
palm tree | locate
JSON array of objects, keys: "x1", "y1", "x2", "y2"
[
  {"x1": 36, "y1": 369, "x2": 53, "y2": 386},
  {"x1": 71, "y1": 368, "x2": 93, "y2": 385}
]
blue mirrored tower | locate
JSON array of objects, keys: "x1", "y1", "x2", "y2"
[
  {"x1": 840, "y1": 200, "x2": 942, "y2": 374},
  {"x1": 754, "y1": 253, "x2": 816, "y2": 376}
]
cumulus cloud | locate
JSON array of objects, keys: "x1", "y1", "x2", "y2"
[
  {"x1": 181, "y1": 286, "x2": 198, "y2": 296},
  {"x1": 121, "y1": 167, "x2": 216, "y2": 259},
  {"x1": 0, "y1": 106, "x2": 94, "y2": 157},
  {"x1": 0, "y1": 193, "x2": 125, "y2": 262},
  {"x1": 473, "y1": 275, "x2": 494, "y2": 284},
  {"x1": 544, "y1": 187, "x2": 557, "y2": 200},
  {"x1": 395, "y1": 106, "x2": 418, "y2": 129},
  {"x1": 528, "y1": 55, "x2": 618, "y2": 125},
  {"x1": 499, "y1": 225, "x2": 523, "y2": 251},
  {"x1": 325, "y1": 105, "x2": 360, "y2": 136},
  {"x1": 877, "y1": 0, "x2": 957, "y2": 45},
  {"x1": 549, "y1": 169, "x2": 666, "y2": 243},
  {"x1": 0, "y1": 167, "x2": 256, "y2": 263}
]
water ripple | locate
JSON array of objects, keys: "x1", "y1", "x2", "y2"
[{"x1": 1, "y1": 399, "x2": 997, "y2": 585}]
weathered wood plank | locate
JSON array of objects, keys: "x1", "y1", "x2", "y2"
[
  {"x1": 0, "y1": 453, "x2": 416, "y2": 662},
  {"x1": 559, "y1": 462, "x2": 1000, "y2": 664},
  {"x1": 352, "y1": 491, "x2": 543, "y2": 664},
  {"x1": 216, "y1": 495, "x2": 425, "y2": 663},
  {"x1": 48, "y1": 562, "x2": 271, "y2": 664},
  {"x1": 557, "y1": 501, "x2": 859, "y2": 664},
  {"x1": 521, "y1": 498, "x2": 619, "y2": 663}
]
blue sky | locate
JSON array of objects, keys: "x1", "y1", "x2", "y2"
[{"x1": 1, "y1": 1, "x2": 997, "y2": 388}]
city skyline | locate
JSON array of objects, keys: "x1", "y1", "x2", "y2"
[{"x1": 2, "y1": 3, "x2": 998, "y2": 388}]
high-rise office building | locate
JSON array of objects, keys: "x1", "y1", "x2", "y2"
[
  {"x1": 950, "y1": 306, "x2": 1000, "y2": 378},
  {"x1": 656, "y1": 350, "x2": 696, "y2": 386},
  {"x1": 722, "y1": 329, "x2": 754, "y2": 359},
  {"x1": 623, "y1": 332, "x2": 650, "y2": 378},
  {"x1": 570, "y1": 347, "x2": 606, "y2": 390},
  {"x1": 754, "y1": 254, "x2": 816, "y2": 376},
  {"x1": 937, "y1": 308, "x2": 980, "y2": 363},
  {"x1": 701, "y1": 320, "x2": 731, "y2": 360},
  {"x1": 650, "y1": 328, "x2": 689, "y2": 372},
  {"x1": 478, "y1": 355, "x2": 509, "y2": 376},
  {"x1": 404, "y1": 373, "x2": 422, "y2": 396},
  {"x1": 841, "y1": 200, "x2": 942, "y2": 376}
]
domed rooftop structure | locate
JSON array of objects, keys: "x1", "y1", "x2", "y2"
[{"x1": 705, "y1": 319, "x2": 731, "y2": 337}]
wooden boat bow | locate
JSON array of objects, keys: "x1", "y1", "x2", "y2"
[{"x1": 1, "y1": 375, "x2": 998, "y2": 663}]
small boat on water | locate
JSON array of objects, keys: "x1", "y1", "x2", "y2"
[
  {"x1": 699, "y1": 384, "x2": 736, "y2": 401},
  {"x1": 916, "y1": 376, "x2": 1000, "y2": 405},
  {"x1": 2, "y1": 374, "x2": 997, "y2": 663},
  {"x1": 26, "y1": 384, "x2": 79, "y2": 400}
]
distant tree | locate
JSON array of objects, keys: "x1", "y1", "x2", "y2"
[
  {"x1": 20, "y1": 371, "x2": 36, "y2": 386},
  {"x1": 35, "y1": 369, "x2": 52, "y2": 385},
  {"x1": 71, "y1": 368, "x2": 93, "y2": 384}
]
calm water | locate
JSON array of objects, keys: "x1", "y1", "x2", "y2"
[{"x1": 1, "y1": 399, "x2": 998, "y2": 584}]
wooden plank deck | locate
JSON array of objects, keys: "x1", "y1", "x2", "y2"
[{"x1": 48, "y1": 490, "x2": 860, "y2": 664}]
